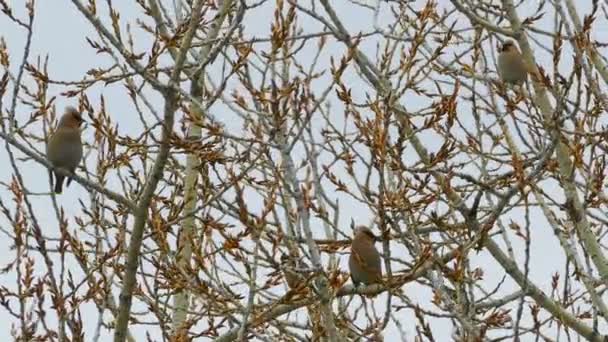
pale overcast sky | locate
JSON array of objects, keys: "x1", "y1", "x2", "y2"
[{"x1": 0, "y1": 1, "x2": 603, "y2": 341}]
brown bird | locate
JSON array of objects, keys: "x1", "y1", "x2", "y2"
[
  {"x1": 46, "y1": 106, "x2": 84, "y2": 194},
  {"x1": 349, "y1": 226, "x2": 382, "y2": 286},
  {"x1": 497, "y1": 40, "x2": 529, "y2": 86},
  {"x1": 280, "y1": 253, "x2": 309, "y2": 290}
]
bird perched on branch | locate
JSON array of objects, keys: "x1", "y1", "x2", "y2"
[
  {"x1": 349, "y1": 226, "x2": 382, "y2": 286},
  {"x1": 46, "y1": 106, "x2": 84, "y2": 194},
  {"x1": 497, "y1": 39, "x2": 529, "y2": 86}
]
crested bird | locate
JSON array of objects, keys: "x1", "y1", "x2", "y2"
[
  {"x1": 46, "y1": 106, "x2": 84, "y2": 194},
  {"x1": 497, "y1": 39, "x2": 529, "y2": 86},
  {"x1": 349, "y1": 226, "x2": 382, "y2": 286}
]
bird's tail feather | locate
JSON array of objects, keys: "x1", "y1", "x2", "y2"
[{"x1": 54, "y1": 174, "x2": 64, "y2": 194}]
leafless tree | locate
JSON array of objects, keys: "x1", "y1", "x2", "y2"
[{"x1": 1, "y1": 0, "x2": 608, "y2": 341}]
